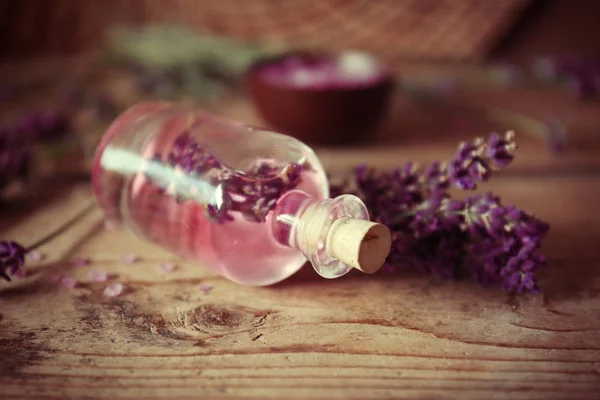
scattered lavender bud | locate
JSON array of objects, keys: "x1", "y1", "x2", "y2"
[
  {"x1": 13, "y1": 268, "x2": 26, "y2": 278},
  {"x1": 104, "y1": 282, "x2": 124, "y2": 297},
  {"x1": 61, "y1": 276, "x2": 77, "y2": 289},
  {"x1": 104, "y1": 219, "x2": 119, "y2": 230},
  {"x1": 199, "y1": 283, "x2": 213, "y2": 294},
  {"x1": 88, "y1": 269, "x2": 108, "y2": 282},
  {"x1": 121, "y1": 254, "x2": 140, "y2": 264},
  {"x1": 73, "y1": 256, "x2": 91, "y2": 267},
  {"x1": 26, "y1": 250, "x2": 44, "y2": 262},
  {"x1": 159, "y1": 262, "x2": 177, "y2": 272}
]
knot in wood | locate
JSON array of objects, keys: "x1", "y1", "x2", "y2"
[{"x1": 191, "y1": 304, "x2": 257, "y2": 333}]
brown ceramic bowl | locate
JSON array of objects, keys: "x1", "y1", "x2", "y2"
[{"x1": 245, "y1": 51, "x2": 396, "y2": 146}]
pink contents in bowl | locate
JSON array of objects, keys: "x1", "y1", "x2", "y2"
[
  {"x1": 257, "y1": 52, "x2": 389, "y2": 90},
  {"x1": 246, "y1": 51, "x2": 395, "y2": 145}
]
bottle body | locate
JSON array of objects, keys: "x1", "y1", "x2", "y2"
[
  {"x1": 93, "y1": 102, "x2": 332, "y2": 285},
  {"x1": 92, "y1": 102, "x2": 390, "y2": 286}
]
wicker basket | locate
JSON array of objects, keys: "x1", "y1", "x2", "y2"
[{"x1": 1, "y1": 0, "x2": 530, "y2": 63}]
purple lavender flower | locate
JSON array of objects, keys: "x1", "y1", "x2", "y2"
[
  {"x1": 487, "y1": 132, "x2": 516, "y2": 167},
  {"x1": 445, "y1": 132, "x2": 516, "y2": 190},
  {"x1": 205, "y1": 191, "x2": 235, "y2": 224},
  {"x1": 150, "y1": 132, "x2": 303, "y2": 224},
  {"x1": 461, "y1": 194, "x2": 549, "y2": 292},
  {"x1": 15, "y1": 110, "x2": 70, "y2": 143},
  {"x1": 534, "y1": 55, "x2": 600, "y2": 100},
  {"x1": 331, "y1": 131, "x2": 549, "y2": 294},
  {"x1": 0, "y1": 240, "x2": 26, "y2": 281},
  {"x1": 227, "y1": 162, "x2": 302, "y2": 222},
  {"x1": 168, "y1": 133, "x2": 222, "y2": 175}
]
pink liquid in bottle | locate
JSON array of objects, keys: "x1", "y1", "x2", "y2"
[{"x1": 92, "y1": 102, "x2": 390, "y2": 286}]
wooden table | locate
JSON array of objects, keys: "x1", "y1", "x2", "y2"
[{"x1": 2, "y1": 62, "x2": 600, "y2": 399}]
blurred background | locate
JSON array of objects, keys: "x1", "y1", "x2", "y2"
[
  {"x1": 1, "y1": 0, "x2": 600, "y2": 179},
  {"x1": 1, "y1": 0, "x2": 599, "y2": 62}
]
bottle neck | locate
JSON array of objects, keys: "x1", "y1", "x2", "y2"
[{"x1": 271, "y1": 190, "x2": 390, "y2": 279}]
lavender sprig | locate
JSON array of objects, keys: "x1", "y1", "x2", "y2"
[
  {"x1": 1, "y1": 109, "x2": 73, "y2": 191},
  {"x1": 0, "y1": 202, "x2": 96, "y2": 281},
  {"x1": 149, "y1": 132, "x2": 302, "y2": 224},
  {"x1": 332, "y1": 131, "x2": 550, "y2": 293},
  {"x1": 534, "y1": 55, "x2": 600, "y2": 100},
  {"x1": 3, "y1": 110, "x2": 71, "y2": 144},
  {"x1": 0, "y1": 241, "x2": 26, "y2": 281}
]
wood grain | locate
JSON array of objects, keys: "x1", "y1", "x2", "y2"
[
  {"x1": 1, "y1": 177, "x2": 600, "y2": 399},
  {"x1": 2, "y1": 59, "x2": 600, "y2": 399}
]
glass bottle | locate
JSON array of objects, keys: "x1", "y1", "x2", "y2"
[{"x1": 92, "y1": 102, "x2": 391, "y2": 286}]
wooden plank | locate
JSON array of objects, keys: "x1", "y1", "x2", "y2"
[{"x1": 1, "y1": 174, "x2": 599, "y2": 399}]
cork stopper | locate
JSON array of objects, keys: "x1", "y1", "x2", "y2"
[
  {"x1": 295, "y1": 196, "x2": 392, "y2": 277},
  {"x1": 326, "y1": 217, "x2": 392, "y2": 274}
]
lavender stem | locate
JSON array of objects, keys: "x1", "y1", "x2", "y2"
[{"x1": 25, "y1": 201, "x2": 97, "y2": 252}]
